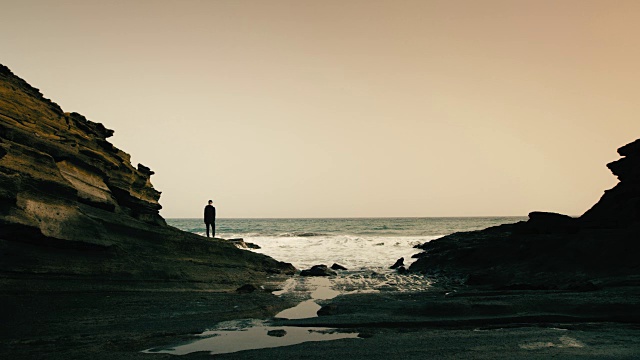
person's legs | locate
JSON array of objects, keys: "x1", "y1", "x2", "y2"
[
  {"x1": 206, "y1": 223, "x2": 211, "y2": 237},
  {"x1": 212, "y1": 222, "x2": 215, "y2": 238}
]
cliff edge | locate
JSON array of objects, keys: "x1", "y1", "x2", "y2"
[
  {"x1": 410, "y1": 138, "x2": 640, "y2": 287},
  {"x1": 0, "y1": 64, "x2": 294, "y2": 291}
]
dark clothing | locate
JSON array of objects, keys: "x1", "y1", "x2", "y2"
[
  {"x1": 206, "y1": 222, "x2": 215, "y2": 238},
  {"x1": 204, "y1": 205, "x2": 216, "y2": 224},
  {"x1": 204, "y1": 204, "x2": 216, "y2": 237}
]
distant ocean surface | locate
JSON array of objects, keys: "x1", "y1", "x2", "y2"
[{"x1": 167, "y1": 217, "x2": 525, "y2": 271}]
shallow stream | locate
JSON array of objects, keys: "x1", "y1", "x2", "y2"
[
  {"x1": 142, "y1": 276, "x2": 363, "y2": 356},
  {"x1": 142, "y1": 271, "x2": 434, "y2": 356}
]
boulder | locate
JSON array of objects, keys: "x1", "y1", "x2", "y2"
[
  {"x1": 520, "y1": 212, "x2": 578, "y2": 234},
  {"x1": 389, "y1": 257, "x2": 404, "y2": 269},
  {"x1": 300, "y1": 265, "x2": 337, "y2": 277},
  {"x1": 228, "y1": 238, "x2": 261, "y2": 249},
  {"x1": 317, "y1": 304, "x2": 338, "y2": 316},
  {"x1": 267, "y1": 329, "x2": 287, "y2": 337},
  {"x1": 330, "y1": 263, "x2": 348, "y2": 271}
]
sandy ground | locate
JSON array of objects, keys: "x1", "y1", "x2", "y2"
[
  {"x1": 210, "y1": 324, "x2": 640, "y2": 360},
  {"x1": 1, "y1": 276, "x2": 639, "y2": 359},
  {"x1": 0, "y1": 288, "x2": 295, "y2": 360}
]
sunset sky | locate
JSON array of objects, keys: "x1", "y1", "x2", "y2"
[{"x1": 2, "y1": 0, "x2": 639, "y2": 218}]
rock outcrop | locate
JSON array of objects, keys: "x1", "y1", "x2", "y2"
[
  {"x1": 300, "y1": 264, "x2": 337, "y2": 277},
  {"x1": 0, "y1": 64, "x2": 294, "y2": 290},
  {"x1": 410, "y1": 138, "x2": 640, "y2": 287},
  {"x1": 228, "y1": 238, "x2": 261, "y2": 249},
  {"x1": 580, "y1": 138, "x2": 640, "y2": 228},
  {"x1": 330, "y1": 263, "x2": 348, "y2": 271},
  {"x1": 389, "y1": 257, "x2": 404, "y2": 270}
]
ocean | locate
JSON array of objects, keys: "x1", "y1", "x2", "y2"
[
  {"x1": 167, "y1": 217, "x2": 524, "y2": 271},
  {"x1": 149, "y1": 216, "x2": 527, "y2": 355}
]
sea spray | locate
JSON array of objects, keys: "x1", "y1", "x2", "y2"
[{"x1": 168, "y1": 217, "x2": 524, "y2": 271}]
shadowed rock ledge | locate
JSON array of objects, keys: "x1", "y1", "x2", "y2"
[
  {"x1": 0, "y1": 64, "x2": 294, "y2": 291},
  {"x1": 410, "y1": 138, "x2": 640, "y2": 288}
]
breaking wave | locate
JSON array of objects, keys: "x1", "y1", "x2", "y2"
[{"x1": 278, "y1": 232, "x2": 327, "y2": 237}]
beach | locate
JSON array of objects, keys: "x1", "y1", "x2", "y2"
[
  {"x1": 3, "y1": 272, "x2": 639, "y2": 359},
  {"x1": 2, "y1": 4, "x2": 640, "y2": 355},
  {"x1": 3, "y1": 216, "x2": 639, "y2": 359}
]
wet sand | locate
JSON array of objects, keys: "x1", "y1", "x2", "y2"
[
  {"x1": 2, "y1": 276, "x2": 640, "y2": 359},
  {"x1": 210, "y1": 324, "x2": 640, "y2": 360},
  {"x1": 0, "y1": 288, "x2": 296, "y2": 360}
]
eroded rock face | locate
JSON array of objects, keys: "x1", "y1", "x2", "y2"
[
  {"x1": 0, "y1": 64, "x2": 295, "y2": 289},
  {"x1": 410, "y1": 138, "x2": 640, "y2": 287},
  {"x1": 0, "y1": 64, "x2": 164, "y2": 238}
]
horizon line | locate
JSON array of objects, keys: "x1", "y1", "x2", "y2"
[{"x1": 163, "y1": 215, "x2": 540, "y2": 220}]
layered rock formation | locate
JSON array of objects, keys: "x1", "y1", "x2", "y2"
[
  {"x1": 410, "y1": 138, "x2": 640, "y2": 287},
  {"x1": 0, "y1": 64, "x2": 294, "y2": 290}
]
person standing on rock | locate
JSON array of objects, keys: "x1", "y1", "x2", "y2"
[{"x1": 204, "y1": 200, "x2": 216, "y2": 238}]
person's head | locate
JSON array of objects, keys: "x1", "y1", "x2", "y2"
[{"x1": 208, "y1": 200, "x2": 213, "y2": 205}]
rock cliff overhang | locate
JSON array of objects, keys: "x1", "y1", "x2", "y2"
[{"x1": 0, "y1": 64, "x2": 294, "y2": 289}]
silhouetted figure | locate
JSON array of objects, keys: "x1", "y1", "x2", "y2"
[{"x1": 204, "y1": 200, "x2": 216, "y2": 238}]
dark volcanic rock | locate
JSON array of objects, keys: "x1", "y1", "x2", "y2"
[
  {"x1": 410, "y1": 138, "x2": 640, "y2": 287},
  {"x1": 580, "y1": 138, "x2": 640, "y2": 228},
  {"x1": 330, "y1": 263, "x2": 348, "y2": 271},
  {"x1": 522, "y1": 211, "x2": 578, "y2": 234},
  {"x1": 228, "y1": 238, "x2": 261, "y2": 249},
  {"x1": 300, "y1": 265, "x2": 337, "y2": 277},
  {"x1": 317, "y1": 304, "x2": 338, "y2": 316},
  {"x1": 608, "y1": 138, "x2": 640, "y2": 181},
  {"x1": 390, "y1": 257, "x2": 404, "y2": 269},
  {"x1": 0, "y1": 64, "x2": 295, "y2": 290},
  {"x1": 267, "y1": 329, "x2": 287, "y2": 337},
  {"x1": 236, "y1": 284, "x2": 258, "y2": 293}
]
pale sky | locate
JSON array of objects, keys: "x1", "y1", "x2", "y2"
[{"x1": 2, "y1": 0, "x2": 639, "y2": 218}]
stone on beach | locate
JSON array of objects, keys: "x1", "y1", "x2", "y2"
[
  {"x1": 300, "y1": 265, "x2": 337, "y2": 277},
  {"x1": 267, "y1": 329, "x2": 287, "y2": 337},
  {"x1": 330, "y1": 263, "x2": 348, "y2": 271},
  {"x1": 228, "y1": 238, "x2": 261, "y2": 249},
  {"x1": 390, "y1": 257, "x2": 404, "y2": 269},
  {"x1": 317, "y1": 304, "x2": 338, "y2": 316}
]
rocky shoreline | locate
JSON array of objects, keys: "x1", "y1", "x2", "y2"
[
  {"x1": 243, "y1": 135, "x2": 640, "y2": 292},
  {"x1": 0, "y1": 63, "x2": 299, "y2": 358},
  {"x1": 407, "y1": 138, "x2": 640, "y2": 290},
  {"x1": 0, "y1": 64, "x2": 295, "y2": 292},
  {"x1": 1, "y1": 63, "x2": 639, "y2": 358},
  {"x1": 2, "y1": 273, "x2": 639, "y2": 359}
]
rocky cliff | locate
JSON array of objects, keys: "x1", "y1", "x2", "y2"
[
  {"x1": 410, "y1": 138, "x2": 640, "y2": 288},
  {"x1": 0, "y1": 64, "x2": 294, "y2": 290},
  {"x1": 580, "y1": 138, "x2": 640, "y2": 228}
]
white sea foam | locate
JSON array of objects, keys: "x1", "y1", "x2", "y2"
[
  {"x1": 241, "y1": 234, "x2": 441, "y2": 271},
  {"x1": 172, "y1": 218, "x2": 522, "y2": 272}
]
